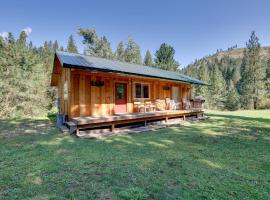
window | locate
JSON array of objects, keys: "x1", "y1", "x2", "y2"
[{"x1": 134, "y1": 83, "x2": 149, "y2": 98}]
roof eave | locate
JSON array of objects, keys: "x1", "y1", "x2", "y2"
[{"x1": 63, "y1": 63, "x2": 207, "y2": 86}]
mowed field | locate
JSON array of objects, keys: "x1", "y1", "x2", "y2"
[{"x1": 0, "y1": 110, "x2": 269, "y2": 199}]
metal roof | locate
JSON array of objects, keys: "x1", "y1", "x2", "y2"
[{"x1": 56, "y1": 51, "x2": 207, "y2": 85}]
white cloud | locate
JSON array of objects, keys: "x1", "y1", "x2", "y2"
[
  {"x1": 22, "y1": 27, "x2": 32, "y2": 36},
  {"x1": 0, "y1": 32, "x2": 8, "y2": 39}
]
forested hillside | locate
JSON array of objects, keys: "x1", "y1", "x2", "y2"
[{"x1": 183, "y1": 31, "x2": 270, "y2": 110}]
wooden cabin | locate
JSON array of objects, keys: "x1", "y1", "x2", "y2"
[{"x1": 51, "y1": 51, "x2": 206, "y2": 133}]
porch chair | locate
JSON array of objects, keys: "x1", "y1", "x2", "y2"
[
  {"x1": 155, "y1": 99, "x2": 166, "y2": 111},
  {"x1": 182, "y1": 98, "x2": 191, "y2": 110},
  {"x1": 145, "y1": 101, "x2": 156, "y2": 112},
  {"x1": 133, "y1": 101, "x2": 146, "y2": 112},
  {"x1": 170, "y1": 99, "x2": 180, "y2": 110},
  {"x1": 165, "y1": 98, "x2": 171, "y2": 110}
]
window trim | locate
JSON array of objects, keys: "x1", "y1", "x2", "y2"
[{"x1": 133, "y1": 82, "x2": 151, "y2": 100}]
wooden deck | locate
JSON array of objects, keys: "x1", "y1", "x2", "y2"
[{"x1": 67, "y1": 109, "x2": 203, "y2": 134}]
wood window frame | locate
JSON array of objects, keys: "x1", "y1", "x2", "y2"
[{"x1": 133, "y1": 82, "x2": 151, "y2": 100}]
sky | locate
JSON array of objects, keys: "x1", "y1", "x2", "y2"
[{"x1": 0, "y1": 0, "x2": 270, "y2": 67}]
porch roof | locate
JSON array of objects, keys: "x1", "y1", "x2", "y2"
[{"x1": 55, "y1": 51, "x2": 207, "y2": 85}]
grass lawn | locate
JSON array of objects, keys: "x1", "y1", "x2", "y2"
[{"x1": 0, "y1": 110, "x2": 270, "y2": 199}]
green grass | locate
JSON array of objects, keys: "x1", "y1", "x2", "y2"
[{"x1": 0, "y1": 110, "x2": 270, "y2": 199}]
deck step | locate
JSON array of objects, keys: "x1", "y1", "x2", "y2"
[
  {"x1": 60, "y1": 125, "x2": 69, "y2": 134},
  {"x1": 65, "y1": 121, "x2": 77, "y2": 134}
]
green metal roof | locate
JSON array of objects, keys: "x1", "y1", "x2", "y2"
[{"x1": 56, "y1": 51, "x2": 207, "y2": 85}]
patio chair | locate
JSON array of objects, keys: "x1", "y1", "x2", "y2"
[
  {"x1": 145, "y1": 101, "x2": 156, "y2": 112},
  {"x1": 134, "y1": 101, "x2": 146, "y2": 112},
  {"x1": 170, "y1": 99, "x2": 180, "y2": 110},
  {"x1": 155, "y1": 99, "x2": 166, "y2": 111},
  {"x1": 165, "y1": 98, "x2": 171, "y2": 110},
  {"x1": 182, "y1": 98, "x2": 191, "y2": 110}
]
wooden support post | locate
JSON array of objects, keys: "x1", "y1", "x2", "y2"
[
  {"x1": 111, "y1": 124, "x2": 115, "y2": 132},
  {"x1": 76, "y1": 128, "x2": 79, "y2": 135},
  {"x1": 144, "y1": 120, "x2": 147, "y2": 127},
  {"x1": 165, "y1": 117, "x2": 168, "y2": 123},
  {"x1": 183, "y1": 115, "x2": 186, "y2": 121}
]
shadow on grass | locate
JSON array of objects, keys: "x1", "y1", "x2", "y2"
[{"x1": 0, "y1": 118, "x2": 58, "y2": 139}]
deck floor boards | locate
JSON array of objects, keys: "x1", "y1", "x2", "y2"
[{"x1": 71, "y1": 109, "x2": 203, "y2": 126}]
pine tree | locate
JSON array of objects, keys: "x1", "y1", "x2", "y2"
[
  {"x1": 115, "y1": 41, "x2": 125, "y2": 61},
  {"x1": 7, "y1": 32, "x2": 15, "y2": 44},
  {"x1": 196, "y1": 62, "x2": 210, "y2": 107},
  {"x1": 53, "y1": 40, "x2": 59, "y2": 51},
  {"x1": 238, "y1": 31, "x2": 264, "y2": 109},
  {"x1": 209, "y1": 65, "x2": 226, "y2": 109},
  {"x1": 95, "y1": 36, "x2": 113, "y2": 59},
  {"x1": 17, "y1": 31, "x2": 27, "y2": 46},
  {"x1": 225, "y1": 80, "x2": 240, "y2": 111},
  {"x1": 124, "y1": 36, "x2": 142, "y2": 64},
  {"x1": 231, "y1": 67, "x2": 241, "y2": 86},
  {"x1": 78, "y1": 28, "x2": 113, "y2": 59},
  {"x1": 144, "y1": 50, "x2": 153, "y2": 66},
  {"x1": 67, "y1": 35, "x2": 78, "y2": 53},
  {"x1": 155, "y1": 43, "x2": 179, "y2": 71}
]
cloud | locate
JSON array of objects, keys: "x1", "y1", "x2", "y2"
[
  {"x1": 0, "y1": 32, "x2": 9, "y2": 39},
  {"x1": 22, "y1": 27, "x2": 32, "y2": 36}
]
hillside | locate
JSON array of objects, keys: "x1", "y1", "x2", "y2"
[
  {"x1": 208, "y1": 46, "x2": 270, "y2": 62},
  {"x1": 182, "y1": 43, "x2": 270, "y2": 110}
]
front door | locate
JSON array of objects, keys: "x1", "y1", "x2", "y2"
[
  {"x1": 115, "y1": 83, "x2": 127, "y2": 113},
  {"x1": 172, "y1": 86, "x2": 180, "y2": 102},
  {"x1": 172, "y1": 86, "x2": 180, "y2": 109}
]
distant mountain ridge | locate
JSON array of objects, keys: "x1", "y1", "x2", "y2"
[{"x1": 203, "y1": 46, "x2": 270, "y2": 62}]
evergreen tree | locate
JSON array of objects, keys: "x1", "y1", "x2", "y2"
[
  {"x1": 144, "y1": 50, "x2": 153, "y2": 66},
  {"x1": 53, "y1": 40, "x2": 59, "y2": 51},
  {"x1": 17, "y1": 31, "x2": 27, "y2": 46},
  {"x1": 78, "y1": 28, "x2": 113, "y2": 59},
  {"x1": 0, "y1": 31, "x2": 57, "y2": 117},
  {"x1": 209, "y1": 65, "x2": 226, "y2": 109},
  {"x1": 67, "y1": 35, "x2": 78, "y2": 53},
  {"x1": 155, "y1": 43, "x2": 179, "y2": 71},
  {"x1": 115, "y1": 41, "x2": 125, "y2": 61},
  {"x1": 95, "y1": 36, "x2": 113, "y2": 59},
  {"x1": 6, "y1": 32, "x2": 15, "y2": 44},
  {"x1": 225, "y1": 80, "x2": 240, "y2": 111},
  {"x1": 124, "y1": 36, "x2": 142, "y2": 64},
  {"x1": 238, "y1": 31, "x2": 264, "y2": 109},
  {"x1": 196, "y1": 62, "x2": 210, "y2": 107},
  {"x1": 231, "y1": 67, "x2": 241, "y2": 86}
]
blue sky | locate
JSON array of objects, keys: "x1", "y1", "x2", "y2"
[{"x1": 0, "y1": 0, "x2": 270, "y2": 67}]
